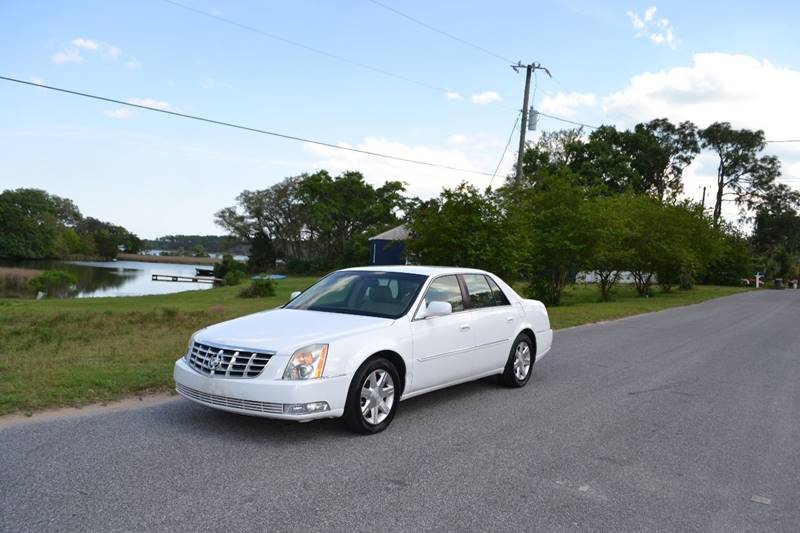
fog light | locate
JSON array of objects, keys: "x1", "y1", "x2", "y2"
[{"x1": 283, "y1": 401, "x2": 330, "y2": 415}]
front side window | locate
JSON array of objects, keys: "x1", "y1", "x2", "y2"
[
  {"x1": 285, "y1": 271, "x2": 426, "y2": 319},
  {"x1": 423, "y1": 275, "x2": 464, "y2": 312},
  {"x1": 462, "y1": 274, "x2": 495, "y2": 309}
]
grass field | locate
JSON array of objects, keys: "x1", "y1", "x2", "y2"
[{"x1": 0, "y1": 279, "x2": 748, "y2": 416}]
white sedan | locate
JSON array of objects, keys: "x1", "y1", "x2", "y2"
[{"x1": 173, "y1": 266, "x2": 553, "y2": 434}]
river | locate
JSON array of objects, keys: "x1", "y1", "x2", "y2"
[{"x1": 1, "y1": 259, "x2": 215, "y2": 298}]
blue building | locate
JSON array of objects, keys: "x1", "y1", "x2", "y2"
[{"x1": 369, "y1": 224, "x2": 409, "y2": 265}]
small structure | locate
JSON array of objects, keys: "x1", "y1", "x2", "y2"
[{"x1": 369, "y1": 224, "x2": 409, "y2": 266}]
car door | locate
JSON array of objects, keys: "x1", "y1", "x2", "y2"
[
  {"x1": 461, "y1": 274, "x2": 519, "y2": 374},
  {"x1": 409, "y1": 275, "x2": 476, "y2": 393}
]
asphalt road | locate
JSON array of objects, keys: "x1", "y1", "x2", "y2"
[{"x1": 2, "y1": 290, "x2": 799, "y2": 532}]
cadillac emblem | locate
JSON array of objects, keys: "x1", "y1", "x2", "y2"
[{"x1": 208, "y1": 350, "x2": 223, "y2": 370}]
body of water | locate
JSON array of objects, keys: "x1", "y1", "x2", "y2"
[{"x1": 1, "y1": 259, "x2": 214, "y2": 298}]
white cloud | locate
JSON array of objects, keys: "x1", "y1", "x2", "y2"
[
  {"x1": 448, "y1": 134, "x2": 468, "y2": 144},
  {"x1": 471, "y1": 91, "x2": 502, "y2": 105},
  {"x1": 125, "y1": 58, "x2": 143, "y2": 69},
  {"x1": 71, "y1": 37, "x2": 99, "y2": 51},
  {"x1": 626, "y1": 6, "x2": 678, "y2": 49},
  {"x1": 539, "y1": 92, "x2": 597, "y2": 117},
  {"x1": 303, "y1": 136, "x2": 503, "y2": 198},
  {"x1": 128, "y1": 97, "x2": 171, "y2": 110},
  {"x1": 445, "y1": 91, "x2": 463, "y2": 101},
  {"x1": 600, "y1": 52, "x2": 800, "y2": 218},
  {"x1": 104, "y1": 108, "x2": 135, "y2": 119},
  {"x1": 52, "y1": 37, "x2": 122, "y2": 64},
  {"x1": 30, "y1": 76, "x2": 44, "y2": 85},
  {"x1": 51, "y1": 48, "x2": 83, "y2": 64}
]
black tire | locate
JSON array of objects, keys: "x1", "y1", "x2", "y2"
[
  {"x1": 499, "y1": 333, "x2": 535, "y2": 388},
  {"x1": 343, "y1": 357, "x2": 400, "y2": 434}
]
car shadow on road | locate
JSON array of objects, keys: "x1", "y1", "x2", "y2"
[{"x1": 157, "y1": 376, "x2": 505, "y2": 443}]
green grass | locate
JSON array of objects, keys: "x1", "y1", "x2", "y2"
[
  {"x1": 0, "y1": 279, "x2": 748, "y2": 416},
  {"x1": 539, "y1": 284, "x2": 749, "y2": 329}
]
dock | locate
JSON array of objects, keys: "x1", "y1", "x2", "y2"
[{"x1": 151, "y1": 274, "x2": 220, "y2": 284}]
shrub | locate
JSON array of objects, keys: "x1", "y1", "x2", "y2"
[
  {"x1": 28, "y1": 270, "x2": 77, "y2": 296},
  {"x1": 239, "y1": 278, "x2": 277, "y2": 298},
  {"x1": 214, "y1": 254, "x2": 247, "y2": 285}
]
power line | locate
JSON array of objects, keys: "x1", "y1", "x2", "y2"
[
  {"x1": 767, "y1": 139, "x2": 800, "y2": 143},
  {"x1": 160, "y1": 0, "x2": 451, "y2": 94},
  {"x1": 536, "y1": 111, "x2": 599, "y2": 130},
  {"x1": 489, "y1": 112, "x2": 521, "y2": 188},
  {"x1": 163, "y1": 0, "x2": 599, "y2": 134},
  {"x1": 366, "y1": 0, "x2": 514, "y2": 64},
  {"x1": 1, "y1": 76, "x2": 496, "y2": 177}
]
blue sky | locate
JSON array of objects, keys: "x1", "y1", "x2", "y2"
[{"x1": 2, "y1": 0, "x2": 799, "y2": 237}]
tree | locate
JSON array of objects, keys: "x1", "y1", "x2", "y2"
[
  {"x1": 584, "y1": 195, "x2": 635, "y2": 300},
  {"x1": 0, "y1": 188, "x2": 64, "y2": 258},
  {"x1": 625, "y1": 119, "x2": 700, "y2": 202},
  {"x1": 570, "y1": 125, "x2": 639, "y2": 195},
  {"x1": 407, "y1": 183, "x2": 522, "y2": 280},
  {"x1": 520, "y1": 128, "x2": 584, "y2": 178},
  {"x1": 751, "y1": 183, "x2": 800, "y2": 279},
  {"x1": 217, "y1": 171, "x2": 407, "y2": 272},
  {"x1": 512, "y1": 168, "x2": 591, "y2": 305},
  {"x1": 296, "y1": 170, "x2": 406, "y2": 268},
  {"x1": 700, "y1": 122, "x2": 781, "y2": 226}
]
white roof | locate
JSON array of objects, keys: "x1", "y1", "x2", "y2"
[
  {"x1": 341, "y1": 265, "x2": 488, "y2": 276},
  {"x1": 369, "y1": 224, "x2": 409, "y2": 241}
]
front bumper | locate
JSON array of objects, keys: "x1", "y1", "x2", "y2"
[{"x1": 173, "y1": 358, "x2": 348, "y2": 421}]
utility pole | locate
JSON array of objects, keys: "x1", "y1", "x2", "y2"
[
  {"x1": 512, "y1": 61, "x2": 551, "y2": 181},
  {"x1": 701, "y1": 186, "x2": 706, "y2": 210}
]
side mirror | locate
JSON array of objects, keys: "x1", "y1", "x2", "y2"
[
  {"x1": 289, "y1": 291, "x2": 301, "y2": 300},
  {"x1": 424, "y1": 300, "x2": 452, "y2": 317}
]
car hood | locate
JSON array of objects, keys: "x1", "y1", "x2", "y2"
[{"x1": 194, "y1": 308, "x2": 393, "y2": 353}]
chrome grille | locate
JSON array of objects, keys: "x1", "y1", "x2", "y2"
[
  {"x1": 176, "y1": 383, "x2": 283, "y2": 414},
  {"x1": 187, "y1": 341, "x2": 274, "y2": 378}
]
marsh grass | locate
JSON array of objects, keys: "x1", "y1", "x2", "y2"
[{"x1": 0, "y1": 267, "x2": 42, "y2": 297}]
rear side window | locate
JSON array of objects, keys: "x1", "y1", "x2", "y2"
[
  {"x1": 485, "y1": 276, "x2": 510, "y2": 306},
  {"x1": 423, "y1": 275, "x2": 465, "y2": 312},
  {"x1": 462, "y1": 274, "x2": 495, "y2": 309}
]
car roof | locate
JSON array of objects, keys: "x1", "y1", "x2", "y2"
[{"x1": 340, "y1": 265, "x2": 490, "y2": 277}]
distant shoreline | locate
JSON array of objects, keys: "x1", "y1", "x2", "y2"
[{"x1": 116, "y1": 253, "x2": 220, "y2": 266}]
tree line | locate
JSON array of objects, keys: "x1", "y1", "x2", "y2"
[
  {"x1": 219, "y1": 119, "x2": 799, "y2": 304},
  {"x1": 0, "y1": 189, "x2": 141, "y2": 260}
]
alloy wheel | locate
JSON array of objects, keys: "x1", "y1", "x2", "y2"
[
  {"x1": 513, "y1": 341, "x2": 532, "y2": 381},
  {"x1": 360, "y1": 369, "x2": 395, "y2": 425}
]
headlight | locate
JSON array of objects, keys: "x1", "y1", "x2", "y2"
[
  {"x1": 283, "y1": 344, "x2": 328, "y2": 380},
  {"x1": 184, "y1": 333, "x2": 197, "y2": 361}
]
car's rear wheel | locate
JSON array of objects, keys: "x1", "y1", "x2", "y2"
[
  {"x1": 343, "y1": 357, "x2": 400, "y2": 434},
  {"x1": 499, "y1": 333, "x2": 534, "y2": 387}
]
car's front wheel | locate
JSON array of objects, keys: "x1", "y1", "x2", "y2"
[
  {"x1": 499, "y1": 333, "x2": 535, "y2": 387},
  {"x1": 343, "y1": 357, "x2": 400, "y2": 434}
]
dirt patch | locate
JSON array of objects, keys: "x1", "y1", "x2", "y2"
[{"x1": 0, "y1": 391, "x2": 181, "y2": 429}]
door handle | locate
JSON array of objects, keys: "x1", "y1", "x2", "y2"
[
  {"x1": 459, "y1": 324, "x2": 471, "y2": 331},
  {"x1": 506, "y1": 317, "x2": 515, "y2": 323}
]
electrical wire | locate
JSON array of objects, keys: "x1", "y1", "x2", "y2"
[
  {"x1": 1, "y1": 76, "x2": 495, "y2": 177},
  {"x1": 161, "y1": 0, "x2": 598, "y2": 133},
  {"x1": 160, "y1": 0, "x2": 451, "y2": 94},
  {"x1": 536, "y1": 111, "x2": 599, "y2": 130},
  {"x1": 488, "y1": 112, "x2": 521, "y2": 188},
  {"x1": 366, "y1": 0, "x2": 514, "y2": 64}
]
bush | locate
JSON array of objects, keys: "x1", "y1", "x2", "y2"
[
  {"x1": 239, "y1": 278, "x2": 277, "y2": 298},
  {"x1": 28, "y1": 270, "x2": 77, "y2": 296},
  {"x1": 223, "y1": 271, "x2": 247, "y2": 286},
  {"x1": 214, "y1": 254, "x2": 247, "y2": 285}
]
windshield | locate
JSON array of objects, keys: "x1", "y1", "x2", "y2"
[{"x1": 285, "y1": 270, "x2": 427, "y2": 319}]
